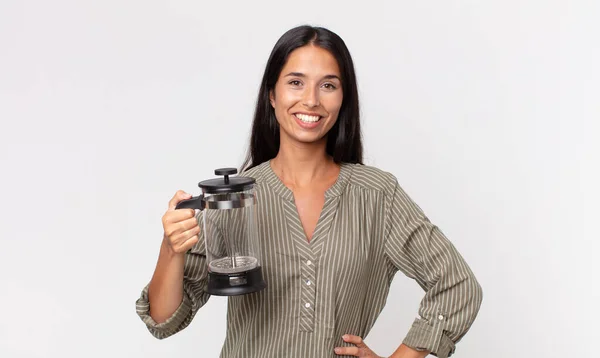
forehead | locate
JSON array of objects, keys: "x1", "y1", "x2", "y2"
[{"x1": 281, "y1": 45, "x2": 341, "y2": 76}]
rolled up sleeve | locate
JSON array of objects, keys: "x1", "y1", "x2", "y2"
[
  {"x1": 135, "y1": 231, "x2": 211, "y2": 339},
  {"x1": 384, "y1": 178, "x2": 483, "y2": 358}
]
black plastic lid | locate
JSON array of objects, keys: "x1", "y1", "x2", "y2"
[{"x1": 198, "y1": 168, "x2": 255, "y2": 194}]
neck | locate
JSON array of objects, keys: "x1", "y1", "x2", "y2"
[{"x1": 271, "y1": 138, "x2": 336, "y2": 188}]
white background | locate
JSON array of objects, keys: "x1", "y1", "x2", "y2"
[{"x1": 1, "y1": 1, "x2": 598, "y2": 357}]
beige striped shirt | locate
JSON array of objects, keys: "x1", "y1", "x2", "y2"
[{"x1": 136, "y1": 161, "x2": 483, "y2": 357}]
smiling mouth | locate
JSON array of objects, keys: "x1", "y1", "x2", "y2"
[{"x1": 294, "y1": 113, "x2": 322, "y2": 123}]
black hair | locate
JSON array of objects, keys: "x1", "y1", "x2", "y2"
[{"x1": 241, "y1": 25, "x2": 363, "y2": 171}]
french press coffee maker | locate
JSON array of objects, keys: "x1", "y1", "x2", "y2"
[{"x1": 176, "y1": 168, "x2": 266, "y2": 296}]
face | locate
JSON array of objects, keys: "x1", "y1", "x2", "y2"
[{"x1": 270, "y1": 45, "x2": 343, "y2": 146}]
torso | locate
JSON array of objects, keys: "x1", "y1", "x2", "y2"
[
  {"x1": 217, "y1": 160, "x2": 397, "y2": 358},
  {"x1": 277, "y1": 164, "x2": 340, "y2": 242},
  {"x1": 293, "y1": 187, "x2": 325, "y2": 242}
]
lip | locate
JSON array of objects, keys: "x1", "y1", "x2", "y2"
[
  {"x1": 293, "y1": 113, "x2": 323, "y2": 129},
  {"x1": 293, "y1": 111, "x2": 323, "y2": 117}
]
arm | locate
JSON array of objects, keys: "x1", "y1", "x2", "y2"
[
  {"x1": 136, "y1": 244, "x2": 211, "y2": 339},
  {"x1": 384, "y1": 178, "x2": 483, "y2": 358},
  {"x1": 389, "y1": 344, "x2": 430, "y2": 358},
  {"x1": 135, "y1": 191, "x2": 211, "y2": 339},
  {"x1": 148, "y1": 239, "x2": 187, "y2": 323}
]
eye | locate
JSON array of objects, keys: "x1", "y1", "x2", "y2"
[
  {"x1": 288, "y1": 80, "x2": 302, "y2": 86},
  {"x1": 322, "y1": 82, "x2": 337, "y2": 90}
]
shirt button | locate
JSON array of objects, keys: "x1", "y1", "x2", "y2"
[
  {"x1": 305, "y1": 303, "x2": 311, "y2": 308},
  {"x1": 306, "y1": 260, "x2": 312, "y2": 266},
  {"x1": 438, "y1": 315, "x2": 444, "y2": 320},
  {"x1": 306, "y1": 280, "x2": 312, "y2": 286}
]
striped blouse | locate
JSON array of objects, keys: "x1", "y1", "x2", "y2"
[{"x1": 136, "y1": 160, "x2": 483, "y2": 358}]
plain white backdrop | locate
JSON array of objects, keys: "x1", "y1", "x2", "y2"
[{"x1": 0, "y1": 1, "x2": 598, "y2": 357}]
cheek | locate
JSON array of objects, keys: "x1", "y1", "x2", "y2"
[
  {"x1": 272, "y1": 99, "x2": 291, "y2": 126},
  {"x1": 326, "y1": 95, "x2": 344, "y2": 117},
  {"x1": 273, "y1": 90, "x2": 295, "y2": 113}
]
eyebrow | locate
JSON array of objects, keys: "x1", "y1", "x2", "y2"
[{"x1": 284, "y1": 72, "x2": 341, "y2": 81}]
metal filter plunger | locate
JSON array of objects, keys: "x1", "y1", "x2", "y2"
[{"x1": 209, "y1": 256, "x2": 258, "y2": 274}]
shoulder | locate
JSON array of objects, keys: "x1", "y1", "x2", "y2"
[
  {"x1": 343, "y1": 162, "x2": 399, "y2": 195},
  {"x1": 239, "y1": 161, "x2": 270, "y2": 183}
]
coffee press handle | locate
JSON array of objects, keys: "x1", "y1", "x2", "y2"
[{"x1": 175, "y1": 195, "x2": 204, "y2": 210}]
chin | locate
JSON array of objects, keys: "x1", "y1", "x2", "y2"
[{"x1": 292, "y1": 134, "x2": 328, "y2": 144}]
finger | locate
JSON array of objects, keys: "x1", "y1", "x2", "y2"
[
  {"x1": 178, "y1": 216, "x2": 200, "y2": 231},
  {"x1": 168, "y1": 223, "x2": 201, "y2": 245},
  {"x1": 163, "y1": 209, "x2": 196, "y2": 225},
  {"x1": 334, "y1": 346, "x2": 359, "y2": 356},
  {"x1": 342, "y1": 335, "x2": 366, "y2": 348},
  {"x1": 176, "y1": 234, "x2": 199, "y2": 253},
  {"x1": 165, "y1": 212, "x2": 198, "y2": 228},
  {"x1": 163, "y1": 214, "x2": 197, "y2": 238},
  {"x1": 168, "y1": 190, "x2": 192, "y2": 211}
]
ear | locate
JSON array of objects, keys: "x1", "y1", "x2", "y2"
[{"x1": 269, "y1": 89, "x2": 275, "y2": 108}]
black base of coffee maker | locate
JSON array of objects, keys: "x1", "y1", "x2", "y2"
[{"x1": 206, "y1": 266, "x2": 267, "y2": 296}]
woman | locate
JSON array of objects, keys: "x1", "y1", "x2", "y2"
[{"x1": 136, "y1": 25, "x2": 482, "y2": 358}]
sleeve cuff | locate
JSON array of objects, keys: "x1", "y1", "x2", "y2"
[
  {"x1": 135, "y1": 284, "x2": 194, "y2": 339},
  {"x1": 402, "y1": 317, "x2": 456, "y2": 358}
]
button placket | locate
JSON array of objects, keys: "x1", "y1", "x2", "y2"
[{"x1": 299, "y1": 255, "x2": 317, "y2": 332}]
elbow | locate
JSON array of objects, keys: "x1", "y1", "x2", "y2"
[
  {"x1": 453, "y1": 274, "x2": 483, "y2": 340},
  {"x1": 474, "y1": 276, "x2": 483, "y2": 307},
  {"x1": 467, "y1": 274, "x2": 483, "y2": 321}
]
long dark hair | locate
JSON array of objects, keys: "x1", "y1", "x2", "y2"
[{"x1": 241, "y1": 25, "x2": 363, "y2": 171}]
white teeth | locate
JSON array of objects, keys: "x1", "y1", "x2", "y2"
[{"x1": 296, "y1": 114, "x2": 321, "y2": 123}]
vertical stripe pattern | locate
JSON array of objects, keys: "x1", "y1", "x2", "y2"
[{"x1": 136, "y1": 160, "x2": 483, "y2": 358}]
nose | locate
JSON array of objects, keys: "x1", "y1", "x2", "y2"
[{"x1": 303, "y1": 86, "x2": 320, "y2": 108}]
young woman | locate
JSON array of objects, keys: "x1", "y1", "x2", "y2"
[{"x1": 136, "y1": 25, "x2": 483, "y2": 358}]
